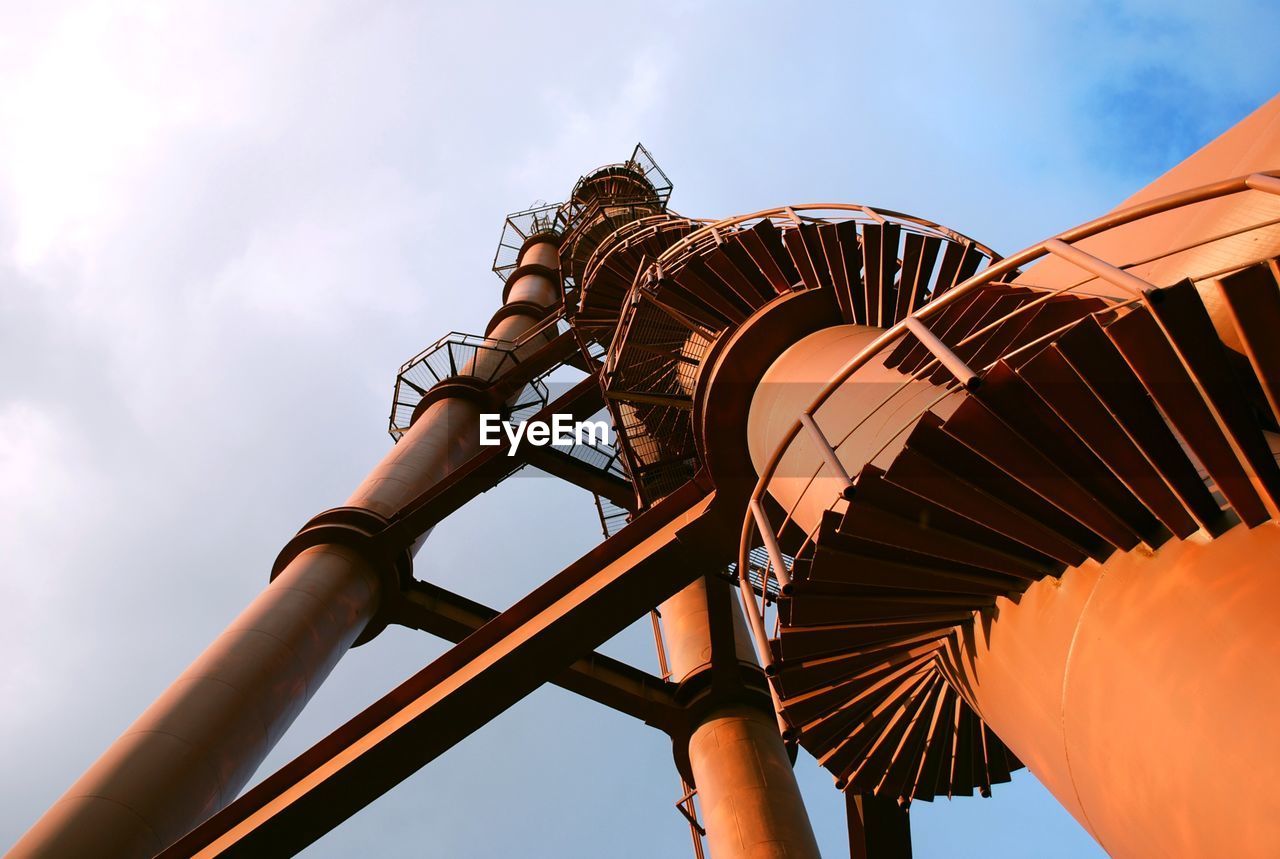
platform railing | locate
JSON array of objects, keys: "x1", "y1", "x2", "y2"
[
  {"x1": 654, "y1": 203, "x2": 1001, "y2": 279},
  {"x1": 737, "y1": 170, "x2": 1280, "y2": 674},
  {"x1": 387, "y1": 303, "x2": 577, "y2": 440},
  {"x1": 491, "y1": 201, "x2": 566, "y2": 282},
  {"x1": 579, "y1": 212, "x2": 712, "y2": 301}
]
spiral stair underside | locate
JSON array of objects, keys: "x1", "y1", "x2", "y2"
[
  {"x1": 767, "y1": 256, "x2": 1280, "y2": 803},
  {"x1": 576, "y1": 214, "x2": 701, "y2": 335},
  {"x1": 566, "y1": 201, "x2": 1026, "y2": 800},
  {"x1": 581, "y1": 181, "x2": 1280, "y2": 803}
]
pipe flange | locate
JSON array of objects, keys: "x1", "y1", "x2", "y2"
[
  {"x1": 271, "y1": 506, "x2": 412, "y2": 647},
  {"x1": 666, "y1": 668, "x2": 786, "y2": 787},
  {"x1": 407, "y1": 376, "x2": 503, "y2": 428},
  {"x1": 484, "y1": 301, "x2": 554, "y2": 337},
  {"x1": 502, "y1": 262, "x2": 561, "y2": 304},
  {"x1": 517, "y1": 230, "x2": 563, "y2": 261},
  {"x1": 671, "y1": 665, "x2": 774, "y2": 717}
]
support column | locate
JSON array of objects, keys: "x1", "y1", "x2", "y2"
[
  {"x1": 11, "y1": 236, "x2": 564, "y2": 858},
  {"x1": 661, "y1": 576, "x2": 820, "y2": 859},
  {"x1": 847, "y1": 793, "x2": 912, "y2": 859}
]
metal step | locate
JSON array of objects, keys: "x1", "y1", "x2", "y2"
[
  {"x1": 1107, "y1": 305, "x2": 1268, "y2": 526},
  {"x1": 1017, "y1": 344, "x2": 1199, "y2": 538},
  {"x1": 975, "y1": 361, "x2": 1165, "y2": 545},
  {"x1": 1053, "y1": 314, "x2": 1224, "y2": 531},
  {"x1": 769, "y1": 257, "x2": 1280, "y2": 806},
  {"x1": 1219, "y1": 260, "x2": 1280, "y2": 427},
  {"x1": 1148, "y1": 278, "x2": 1280, "y2": 511}
]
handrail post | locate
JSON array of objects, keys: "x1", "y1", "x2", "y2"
[
  {"x1": 903, "y1": 317, "x2": 980, "y2": 390},
  {"x1": 1042, "y1": 238, "x2": 1155, "y2": 298},
  {"x1": 799, "y1": 412, "x2": 855, "y2": 496},
  {"x1": 750, "y1": 499, "x2": 793, "y2": 590},
  {"x1": 1246, "y1": 173, "x2": 1280, "y2": 196},
  {"x1": 737, "y1": 572, "x2": 776, "y2": 674}
]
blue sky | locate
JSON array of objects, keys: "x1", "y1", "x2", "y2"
[{"x1": 1, "y1": 1, "x2": 1278, "y2": 855}]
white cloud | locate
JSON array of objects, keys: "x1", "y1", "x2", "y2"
[
  {"x1": 1, "y1": 1, "x2": 1276, "y2": 856},
  {"x1": 0, "y1": 401, "x2": 103, "y2": 713},
  {"x1": 0, "y1": 1, "x2": 265, "y2": 268}
]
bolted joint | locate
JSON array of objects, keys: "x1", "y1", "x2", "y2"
[
  {"x1": 271, "y1": 506, "x2": 413, "y2": 647},
  {"x1": 667, "y1": 687, "x2": 800, "y2": 791},
  {"x1": 664, "y1": 664, "x2": 778, "y2": 787},
  {"x1": 670, "y1": 663, "x2": 775, "y2": 717}
]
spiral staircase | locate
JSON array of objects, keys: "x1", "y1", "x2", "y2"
[
  {"x1": 583, "y1": 171, "x2": 1280, "y2": 809},
  {"x1": 733, "y1": 173, "x2": 1280, "y2": 813}
]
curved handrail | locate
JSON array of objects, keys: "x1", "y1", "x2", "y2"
[
  {"x1": 656, "y1": 203, "x2": 1002, "y2": 274},
  {"x1": 578, "y1": 211, "x2": 710, "y2": 300},
  {"x1": 737, "y1": 169, "x2": 1280, "y2": 672},
  {"x1": 593, "y1": 203, "x2": 1008, "y2": 461}
]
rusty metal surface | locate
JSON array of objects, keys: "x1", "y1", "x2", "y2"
[
  {"x1": 736, "y1": 151, "x2": 1280, "y2": 831},
  {"x1": 394, "y1": 578, "x2": 680, "y2": 732},
  {"x1": 657, "y1": 576, "x2": 821, "y2": 858},
  {"x1": 23, "y1": 100, "x2": 1280, "y2": 859},
  {"x1": 847, "y1": 790, "x2": 912, "y2": 858},
  {"x1": 944, "y1": 523, "x2": 1280, "y2": 857},
  {"x1": 160, "y1": 481, "x2": 718, "y2": 857},
  {"x1": 10, "y1": 235, "x2": 571, "y2": 858}
]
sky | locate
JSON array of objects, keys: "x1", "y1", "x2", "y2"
[{"x1": 1, "y1": 1, "x2": 1278, "y2": 856}]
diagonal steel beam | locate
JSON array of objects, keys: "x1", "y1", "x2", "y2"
[
  {"x1": 392, "y1": 578, "x2": 680, "y2": 732},
  {"x1": 847, "y1": 792, "x2": 913, "y2": 858},
  {"x1": 161, "y1": 478, "x2": 721, "y2": 858},
  {"x1": 522, "y1": 445, "x2": 635, "y2": 508},
  {"x1": 489, "y1": 326, "x2": 583, "y2": 400},
  {"x1": 379, "y1": 374, "x2": 613, "y2": 547}
]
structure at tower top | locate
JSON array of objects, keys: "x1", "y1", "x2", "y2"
[{"x1": 490, "y1": 142, "x2": 672, "y2": 285}]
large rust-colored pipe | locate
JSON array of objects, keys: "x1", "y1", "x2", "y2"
[
  {"x1": 9, "y1": 546, "x2": 381, "y2": 859},
  {"x1": 10, "y1": 239, "x2": 561, "y2": 858},
  {"x1": 940, "y1": 523, "x2": 1280, "y2": 858},
  {"x1": 660, "y1": 578, "x2": 821, "y2": 859}
]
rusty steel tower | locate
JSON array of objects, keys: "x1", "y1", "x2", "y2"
[{"x1": 14, "y1": 94, "x2": 1280, "y2": 858}]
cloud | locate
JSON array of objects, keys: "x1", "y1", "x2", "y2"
[{"x1": 3, "y1": 1, "x2": 1277, "y2": 856}]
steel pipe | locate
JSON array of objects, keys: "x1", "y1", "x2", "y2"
[
  {"x1": 660, "y1": 577, "x2": 819, "y2": 859},
  {"x1": 750, "y1": 499, "x2": 793, "y2": 590},
  {"x1": 1042, "y1": 238, "x2": 1152, "y2": 298},
  {"x1": 11, "y1": 237, "x2": 564, "y2": 858},
  {"x1": 798, "y1": 412, "x2": 854, "y2": 492},
  {"x1": 941, "y1": 524, "x2": 1280, "y2": 858},
  {"x1": 903, "y1": 317, "x2": 980, "y2": 389}
]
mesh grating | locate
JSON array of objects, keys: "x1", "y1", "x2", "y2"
[
  {"x1": 723, "y1": 545, "x2": 786, "y2": 600},
  {"x1": 593, "y1": 493, "x2": 632, "y2": 538},
  {"x1": 492, "y1": 203, "x2": 567, "y2": 283},
  {"x1": 387, "y1": 332, "x2": 549, "y2": 441},
  {"x1": 602, "y1": 282, "x2": 717, "y2": 504}
]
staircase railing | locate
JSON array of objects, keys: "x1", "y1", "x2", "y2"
[{"x1": 737, "y1": 170, "x2": 1280, "y2": 672}]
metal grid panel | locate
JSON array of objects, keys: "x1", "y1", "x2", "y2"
[
  {"x1": 593, "y1": 494, "x2": 632, "y2": 538},
  {"x1": 628, "y1": 142, "x2": 672, "y2": 207},
  {"x1": 491, "y1": 202, "x2": 567, "y2": 282},
  {"x1": 388, "y1": 332, "x2": 548, "y2": 441},
  {"x1": 603, "y1": 291, "x2": 715, "y2": 504},
  {"x1": 724, "y1": 545, "x2": 785, "y2": 600}
]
